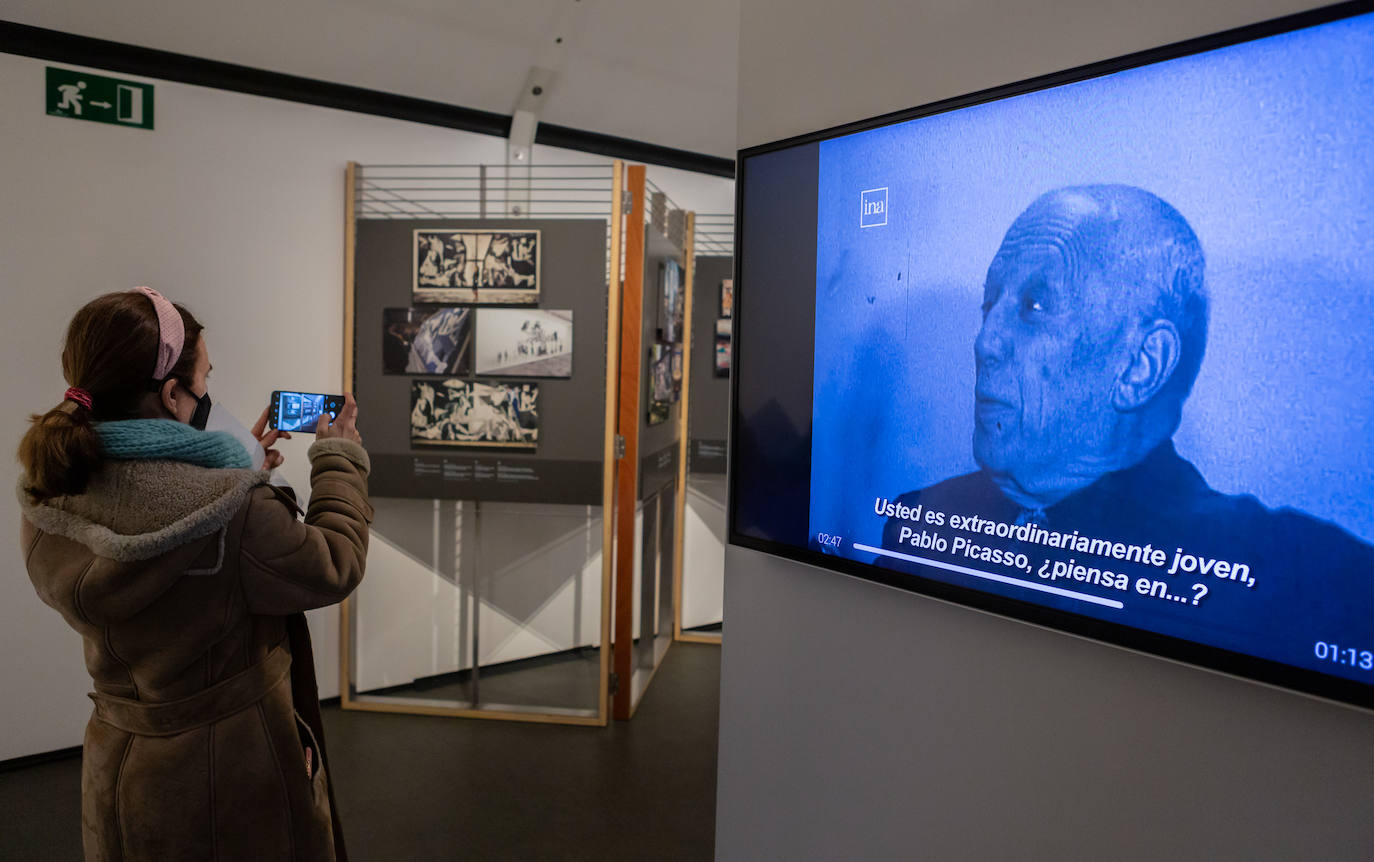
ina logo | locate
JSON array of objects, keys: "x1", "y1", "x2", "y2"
[{"x1": 860, "y1": 188, "x2": 888, "y2": 228}]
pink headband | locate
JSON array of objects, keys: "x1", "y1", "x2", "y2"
[{"x1": 133, "y1": 286, "x2": 184, "y2": 380}]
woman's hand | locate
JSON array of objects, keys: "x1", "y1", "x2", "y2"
[
  {"x1": 250, "y1": 407, "x2": 290, "y2": 470},
  {"x1": 316, "y1": 393, "x2": 362, "y2": 444}
]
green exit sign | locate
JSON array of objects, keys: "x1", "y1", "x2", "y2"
[{"x1": 46, "y1": 67, "x2": 154, "y2": 130}]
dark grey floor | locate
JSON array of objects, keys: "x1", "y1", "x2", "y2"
[
  {"x1": 0, "y1": 642, "x2": 721, "y2": 861},
  {"x1": 380, "y1": 646, "x2": 603, "y2": 712}
]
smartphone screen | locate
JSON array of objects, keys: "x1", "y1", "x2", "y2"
[{"x1": 268, "y1": 390, "x2": 345, "y2": 433}]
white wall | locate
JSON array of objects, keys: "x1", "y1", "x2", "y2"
[
  {"x1": 681, "y1": 477, "x2": 725, "y2": 630},
  {"x1": 719, "y1": 1, "x2": 1374, "y2": 858},
  {"x1": 0, "y1": 50, "x2": 732, "y2": 759},
  {"x1": 3, "y1": 0, "x2": 741, "y2": 158}
]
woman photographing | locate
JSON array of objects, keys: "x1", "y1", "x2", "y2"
[{"x1": 18, "y1": 288, "x2": 370, "y2": 861}]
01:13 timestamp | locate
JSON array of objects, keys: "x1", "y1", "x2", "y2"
[{"x1": 1314, "y1": 641, "x2": 1373, "y2": 670}]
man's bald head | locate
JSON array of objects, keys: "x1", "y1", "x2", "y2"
[
  {"x1": 973, "y1": 185, "x2": 1208, "y2": 508},
  {"x1": 1000, "y1": 185, "x2": 1209, "y2": 400}
]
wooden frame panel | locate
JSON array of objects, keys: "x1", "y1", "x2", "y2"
[
  {"x1": 339, "y1": 161, "x2": 357, "y2": 704},
  {"x1": 598, "y1": 161, "x2": 625, "y2": 719},
  {"x1": 672, "y1": 214, "x2": 724, "y2": 647},
  {"x1": 677, "y1": 631, "x2": 723, "y2": 645},
  {"x1": 672, "y1": 214, "x2": 697, "y2": 641},
  {"x1": 612, "y1": 165, "x2": 647, "y2": 720}
]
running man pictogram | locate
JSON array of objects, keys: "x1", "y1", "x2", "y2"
[{"x1": 56, "y1": 80, "x2": 86, "y2": 114}]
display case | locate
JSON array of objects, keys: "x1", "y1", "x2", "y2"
[{"x1": 340, "y1": 162, "x2": 624, "y2": 724}]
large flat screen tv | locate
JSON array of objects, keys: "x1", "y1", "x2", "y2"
[{"x1": 731, "y1": 1, "x2": 1374, "y2": 710}]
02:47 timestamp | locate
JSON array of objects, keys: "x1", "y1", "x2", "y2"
[
  {"x1": 815, "y1": 532, "x2": 844, "y2": 550},
  {"x1": 1314, "y1": 641, "x2": 1373, "y2": 670}
]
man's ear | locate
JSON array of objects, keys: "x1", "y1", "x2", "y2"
[
  {"x1": 1113, "y1": 320, "x2": 1180, "y2": 411},
  {"x1": 159, "y1": 377, "x2": 180, "y2": 418}
]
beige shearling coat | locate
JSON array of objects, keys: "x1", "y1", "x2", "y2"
[{"x1": 20, "y1": 437, "x2": 372, "y2": 862}]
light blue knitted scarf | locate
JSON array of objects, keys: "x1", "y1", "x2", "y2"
[{"x1": 96, "y1": 420, "x2": 253, "y2": 470}]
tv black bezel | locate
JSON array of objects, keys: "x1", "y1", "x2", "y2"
[{"x1": 727, "y1": 0, "x2": 1374, "y2": 713}]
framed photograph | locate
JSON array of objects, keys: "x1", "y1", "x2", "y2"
[
  {"x1": 413, "y1": 229, "x2": 540, "y2": 305},
  {"x1": 474, "y1": 309, "x2": 573, "y2": 378},
  {"x1": 648, "y1": 344, "x2": 673, "y2": 425},
  {"x1": 657, "y1": 259, "x2": 684, "y2": 343},
  {"x1": 382, "y1": 307, "x2": 472, "y2": 375},
  {"x1": 720, "y1": 278, "x2": 733, "y2": 318},
  {"x1": 410, "y1": 379, "x2": 538, "y2": 449},
  {"x1": 715, "y1": 318, "x2": 731, "y2": 377},
  {"x1": 670, "y1": 345, "x2": 683, "y2": 402}
]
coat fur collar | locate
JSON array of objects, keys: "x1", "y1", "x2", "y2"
[{"x1": 19, "y1": 461, "x2": 270, "y2": 562}]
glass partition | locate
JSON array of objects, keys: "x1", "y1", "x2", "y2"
[
  {"x1": 630, "y1": 485, "x2": 677, "y2": 702},
  {"x1": 348, "y1": 500, "x2": 604, "y2": 719}
]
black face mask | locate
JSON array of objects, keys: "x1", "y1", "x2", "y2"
[{"x1": 189, "y1": 390, "x2": 213, "y2": 431}]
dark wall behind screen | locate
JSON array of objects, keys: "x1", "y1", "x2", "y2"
[{"x1": 731, "y1": 143, "x2": 818, "y2": 546}]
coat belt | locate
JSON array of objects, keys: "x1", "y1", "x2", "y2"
[{"x1": 88, "y1": 646, "x2": 292, "y2": 737}]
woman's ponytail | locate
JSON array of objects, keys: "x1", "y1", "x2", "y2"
[
  {"x1": 19, "y1": 399, "x2": 104, "y2": 500},
  {"x1": 17, "y1": 292, "x2": 203, "y2": 501}
]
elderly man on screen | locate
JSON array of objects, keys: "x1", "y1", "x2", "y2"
[{"x1": 880, "y1": 185, "x2": 1372, "y2": 635}]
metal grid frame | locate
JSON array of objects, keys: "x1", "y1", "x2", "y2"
[
  {"x1": 355, "y1": 162, "x2": 625, "y2": 281},
  {"x1": 693, "y1": 212, "x2": 734, "y2": 258}
]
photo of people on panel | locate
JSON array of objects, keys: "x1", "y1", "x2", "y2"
[
  {"x1": 383, "y1": 307, "x2": 472, "y2": 375},
  {"x1": 658, "y1": 259, "x2": 684, "y2": 343},
  {"x1": 647, "y1": 344, "x2": 672, "y2": 425},
  {"x1": 474, "y1": 309, "x2": 572, "y2": 378}
]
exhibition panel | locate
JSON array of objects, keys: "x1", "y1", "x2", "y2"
[
  {"x1": 679, "y1": 233, "x2": 733, "y2": 642},
  {"x1": 730, "y1": 2, "x2": 1374, "y2": 710},
  {"x1": 342, "y1": 160, "x2": 700, "y2": 723},
  {"x1": 357, "y1": 215, "x2": 605, "y2": 501},
  {"x1": 341, "y1": 162, "x2": 623, "y2": 724},
  {"x1": 667, "y1": 214, "x2": 699, "y2": 643},
  {"x1": 612, "y1": 173, "x2": 695, "y2": 718}
]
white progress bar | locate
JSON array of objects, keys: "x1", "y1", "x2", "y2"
[{"x1": 852, "y1": 543, "x2": 1124, "y2": 609}]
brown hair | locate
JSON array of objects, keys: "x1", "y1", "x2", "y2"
[{"x1": 18, "y1": 292, "x2": 204, "y2": 500}]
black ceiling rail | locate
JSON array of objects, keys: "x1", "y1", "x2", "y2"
[
  {"x1": 0, "y1": 19, "x2": 736, "y2": 179},
  {"x1": 535, "y1": 121, "x2": 734, "y2": 178}
]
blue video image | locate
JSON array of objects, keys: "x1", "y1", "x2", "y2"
[
  {"x1": 276, "y1": 392, "x2": 330, "y2": 432},
  {"x1": 805, "y1": 11, "x2": 1374, "y2": 685}
]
